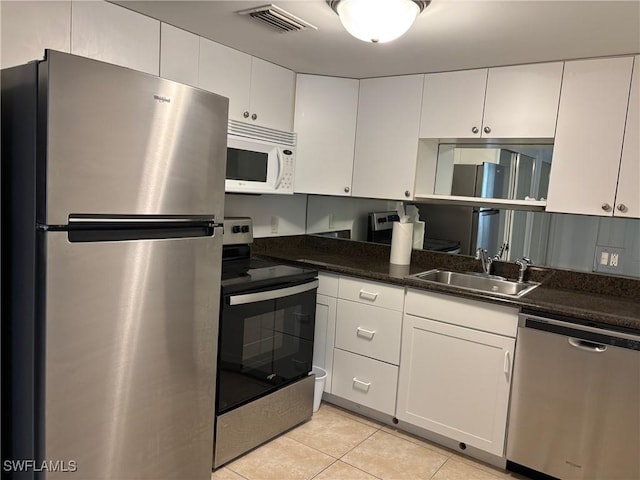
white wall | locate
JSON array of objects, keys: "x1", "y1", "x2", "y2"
[
  {"x1": 545, "y1": 214, "x2": 640, "y2": 277},
  {"x1": 224, "y1": 194, "x2": 307, "y2": 238},
  {"x1": 306, "y1": 196, "x2": 397, "y2": 241}
]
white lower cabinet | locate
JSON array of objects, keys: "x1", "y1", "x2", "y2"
[
  {"x1": 332, "y1": 349, "x2": 399, "y2": 416},
  {"x1": 324, "y1": 275, "x2": 403, "y2": 416},
  {"x1": 313, "y1": 273, "x2": 339, "y2": 393},
  {"x1": 396, "y1": 290, "x2": 518, "y2": 457}
]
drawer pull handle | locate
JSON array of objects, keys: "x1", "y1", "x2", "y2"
[
  {"x1": 356, "y1": 327, "x2": 376, "y2": 340},
  {"x1": 359, "y1": 289, "x2": 378, "y2": 301},
  {"x1": 352, "y1": 377, "x2": 371, "y2": 392}
]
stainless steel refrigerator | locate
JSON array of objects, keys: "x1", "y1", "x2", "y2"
[
  {"x1": 2, "y1": 50, "x2": 228, "y2": 479},
  {"x1": 417, "y1": 163, "x2": 506, "y2": 256}
]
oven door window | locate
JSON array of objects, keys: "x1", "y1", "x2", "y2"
[
  {"x1": 217, "y1": 285, "x2": 316, "y2": 413},
  {"x1": 226, "y1": 148, "x2": 268, "y2": 182}
]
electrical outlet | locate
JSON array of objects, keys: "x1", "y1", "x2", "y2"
[
  {"x1": 594, "y1": 246, "x2": 624, "y2": 273},
  {"x1": 610, "y1": 253, "x2": 619, "y2": 267},
  {"x1": 270, "y1": 216, "x2": 278, "y2": 234}
]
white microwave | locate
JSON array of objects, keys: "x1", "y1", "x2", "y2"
[{"x1": 225, "y1": 121, "x2": 296, "y2": 194}]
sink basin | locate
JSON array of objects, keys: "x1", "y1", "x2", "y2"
[{"x1": 408, "y1": 269, "x2": 540, "y2": 298}]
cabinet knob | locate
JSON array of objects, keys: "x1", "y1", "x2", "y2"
[
  {"x1": 616, "y1": 203, "x2": 628, "y2": 213},
  {"x1": 243, "y1": 111, "x2": 250, "y2": 118},
  {"x1": 471, "y1": 126, "x2": 479, "y2": 134},
  {"x1": 483, "y1": 126, "x2": 491, "y2": 134},
  {"x1": 251, "y1": 113, "x2": 258, "y2": 121},
  {"x1": 344, "y1": 186, "x2": 350, "y2": 193},
  {"x1": 601, "y1": 203, "x2": 612, "y2": 212},
  {"x1": 405, "y1": 190, "x2": 411, "y2": 198}
]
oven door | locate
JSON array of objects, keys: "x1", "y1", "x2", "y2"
[{"x1": 217, "y1": 278, "x2": 318, "y2": 414}]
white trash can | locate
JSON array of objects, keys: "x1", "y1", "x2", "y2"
[{"x1": 311, "y1": 366, "x2": 327, "y2": 413}]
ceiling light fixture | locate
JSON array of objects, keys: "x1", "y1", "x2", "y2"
[{"x1": 327, "y1": 0, "x2": 430, "y2": 44}]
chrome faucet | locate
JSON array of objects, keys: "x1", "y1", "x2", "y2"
[
  {"x1": 493, "y1": 242, "x2": 509, "y2": 261},
  {"x1": 475, "y1": 248, "x2": 493, "y2": 275},
  {"x1": 515, "y1": 257, "x2": 533, "y2": 283}
]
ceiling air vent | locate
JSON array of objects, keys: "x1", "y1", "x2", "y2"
[{"x1": 237, "y1": 4, "x2": 318, "y2": 33}]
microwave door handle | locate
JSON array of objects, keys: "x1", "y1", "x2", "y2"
[
  {"x1": 228, "y1": 280, "x2": 318, "y2": 305},
  {"x1": 274, "y1": 149, "x2": 285, "y2": 189}
]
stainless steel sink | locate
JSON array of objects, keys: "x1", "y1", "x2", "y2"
[{"x1": 407, "y1": 269, "x2": 540, "y2": 298}]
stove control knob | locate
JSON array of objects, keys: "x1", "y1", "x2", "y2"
[
  {"x1": 232, "y1": 225, "x2": 241, "y2": 233},
  {"x1": 241, "y1": 226, "x2": 250, "y2": 233}
]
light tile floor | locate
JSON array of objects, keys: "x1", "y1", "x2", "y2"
[{"x1": 212, "y1": 403, "x2": 530, "y2": 480}]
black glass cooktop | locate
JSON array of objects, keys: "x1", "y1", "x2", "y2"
[{"x1": 221, "y1": 257, "x2": 317, "y2": 292}]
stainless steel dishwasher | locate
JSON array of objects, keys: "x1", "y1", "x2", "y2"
[{"x1": 507, "y1": 311, "x2": 640, "y2": 480}]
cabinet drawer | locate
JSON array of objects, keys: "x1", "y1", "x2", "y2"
[
  {"x1": 405, "y1": 289, "x2": 518, "y2": 338},
  {"x1": 338, "y1": 276, "x2": 404, "y2": 311},
  {"x1": 318, "y1": 272, "x2": 339, "y2": 297},
  {"x1": 332, "y1": 348, "x2": 398, "y2": 416},
  {"x1": 335, "y1": 299, "x2": 402, "y2": 364}
]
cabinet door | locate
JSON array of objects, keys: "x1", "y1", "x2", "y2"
[
  {"x1": 314, "y1": 294, "x2": 337, "y2": 393},
  {"x1": 160, "y1": 23, "x2": 198, "y2": 87},
  {"x1": 420, "y1": 69, "x2": 487, "y2": 139},
  {"x1": 198, "y1": 37, "x2": 251, "y2": 123},
  {"x1": 352, "y1": 75, "x2": 424, "y2": 200},
  {"x1": 483, "y1": 62, "x2": 563, "y2": 138},
  {"x1": 0, "y1": 0, "x2": 70, "y2": 69},
  {"x1": 71, "y1": 1, "x2": 160, "y2": 75},
  {"x1": 614, "y1": 55, "x2": 640, "y2": 218},
  {"x1": 396, "y1": 314, "x2": 515, "y2": 457},
  {"x1": 250, "y1": 57, "x2": 295, "y2": 131},
  {"x1": 546, "y1": 57, "x2": 634, "y2": 216},
  {"x1": 294, "y1": 75, "x2": 358, "y2": 196}
]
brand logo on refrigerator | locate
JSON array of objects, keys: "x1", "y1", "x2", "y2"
[{"x1": 153, "y1": 95, "x2": 171, "y2": 103}]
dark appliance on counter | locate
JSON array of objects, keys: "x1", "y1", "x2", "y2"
[
  {"x1": 507, "y1": 311, "x2": 639, "y2": 480},
  {"x1": 214, "y1": 218, "x2": 318, "y2": 468},
  {"x1": 367, "y1": 211, "x2": 460, "y2": 253},
  {"x1": 418, "y1": 163, "x2": 507, "y2": 256},
  {"x1": 2, "y1": 51, "x2": 228, "y2": 479}
]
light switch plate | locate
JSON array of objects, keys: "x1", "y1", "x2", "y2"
[{"x1": 593, "y1": 245, "x2": 624, "y2": 273}]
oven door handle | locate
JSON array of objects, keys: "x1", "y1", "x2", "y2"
[{"x1": 228, "y1": 280, "x2": 319, "y2": 305}]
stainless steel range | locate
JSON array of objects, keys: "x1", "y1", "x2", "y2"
[{"x1": 214, "y1": 218, "x2": 318, "y2": 468}]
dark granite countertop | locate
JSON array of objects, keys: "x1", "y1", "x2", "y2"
[{"x1": 253, "y1": 235, "x2": 640, "y2": 332}]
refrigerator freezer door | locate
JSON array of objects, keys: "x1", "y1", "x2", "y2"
[
  {"x1": 41, "y1": 51, "x2": 228, "y2": 225},
  {"x1": 42, "y1": 230, "x2": 221, "y2": 479}
]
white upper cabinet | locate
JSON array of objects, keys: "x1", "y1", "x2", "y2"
[
  {"x1": 198, "y1": 39, "x2": 295, "y2": 131},
  {"x1": 160, "y1": 23, "x2": 199, "y2": 87},
  {"x1": 614, "y1": 55, "x2": 640, "y2": 218},
  {"x1": 249, "y1": 57, "x2": 296, "y2": 132},
  {"x1": 294, "y1": 74, "x2": 359, "y2": 196},
  {"x1": 546, "y1": 56, "x2": 634, "y2": 216},
  {"x1": 0, "y1": 0, "x2": 71, "y2": 69},
  {"x1": 420, "y1": 62, "x2": 563, "y2": 139},
  {"x1": 483, "y1": 62, "x2": 563, "y2": 138},
  {"x1": 71, "y1": 1, "x2": 160, "y2": 75},
  {"x1": 198, "y1": 38, "x2": 251, "y2": 123},
  {"x1": 352, "y1": 75, "x2": 424, "y2": 201},
  {"x1": 420, "y1": 69, "x2": 487, "y2": 139}
]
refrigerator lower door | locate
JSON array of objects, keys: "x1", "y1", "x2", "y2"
[{"x1": 41, "y1": 230, "x2": 221, "y2": 479}]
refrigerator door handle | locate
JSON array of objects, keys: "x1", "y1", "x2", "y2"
[{"x1": 68, "y1": 215, "x2": 220, "y2": 225}]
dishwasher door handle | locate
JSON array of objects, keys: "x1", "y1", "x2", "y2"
[{"x1": 568, "y1": 337, "x2": 608, "y2": 353}]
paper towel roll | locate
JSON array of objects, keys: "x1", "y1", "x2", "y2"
[
  {"x1": 390, "y1": 222, "x2": 413, "y2": 265},
  {"x1": 412, "y1": 221, "x2": 425, "y2": 250}
]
